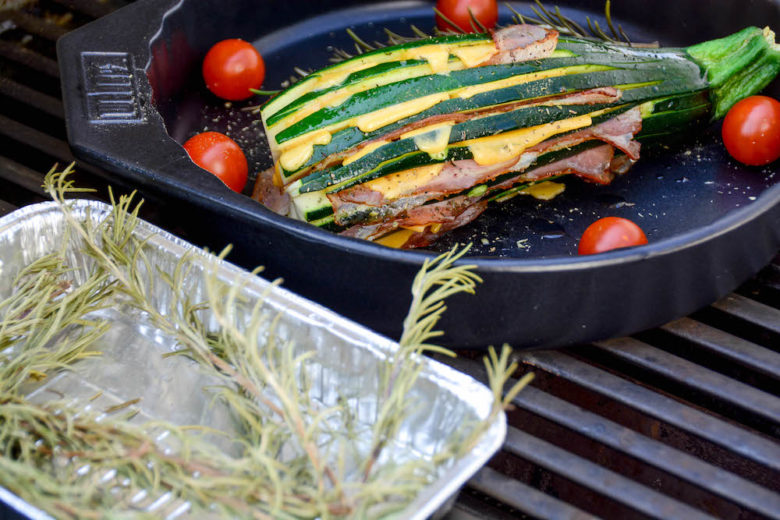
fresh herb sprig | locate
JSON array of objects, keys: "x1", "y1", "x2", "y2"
[{"x1": 0, "y1": 164, "x2": 531, "y2": 518}]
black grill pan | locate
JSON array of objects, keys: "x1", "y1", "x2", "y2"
[{"x1": 57, "y1": 0, "x2": 780, "y2": 348}]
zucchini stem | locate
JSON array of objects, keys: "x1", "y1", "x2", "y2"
[{"x1": 687, "y1": 26, "x2": 780, "y2": 119}]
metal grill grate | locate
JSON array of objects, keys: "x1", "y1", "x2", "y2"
[{"x1": 1, "y1": 2, "x2": 779, "y2": 519}]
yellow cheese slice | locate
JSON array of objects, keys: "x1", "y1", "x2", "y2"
[
  {"x1": 375, "y1": 228, "x2": 415, "y2": 248},
  {"x1": 403, "y1": 45, "x2": 450, "y2": 74},
  {"x1": 451, "y1": 43, "x2": 498, "y2": 67},
  {"x1": 362, "y1": 163, "x2": 445, "y2": 200},
  {"x1": 521, "y1": 181, "x2": 566, "y2": 200},
  {"x1": 278, "y1": 129, "x2": 333, "y2": 172},
  {"x1": 400, "y1": 224, "x2": 428, "y2": 233},
  {"x1": 466, "y1": 114, "x2": 593, "y2": 166},
  {"x1": 342, "y1": 140, "x2": 389, "y2": 166},
  {"x1": 454, "y1": 64, "x2": 613, "y2": 99},
  {"x1": 355, "y1": 93, "x2": 450, "y2": 132},
  {"x1": 409, "y1": 124, "x2": 453, "y2": 160}
]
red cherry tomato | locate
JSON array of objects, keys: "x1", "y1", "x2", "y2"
[
  {"x1": 435, "y1": 0, "x2": 498, "y2": 33},
  {"x1": 183, "y1": 132, "x2": 248, "y2": 193},
  {"x1": 202, "y1": 39, "x2": 265, "y2": 101},
  {"x1": 721, "y1": 95, "x2": 780, "y2": 166},
  {"x1": 578, "y1": 217, "x2": 648, "y2": 255}
]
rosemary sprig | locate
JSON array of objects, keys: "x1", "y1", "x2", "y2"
[{"x1": 0, "y1": 164, "x2": 533, "y2": 518}]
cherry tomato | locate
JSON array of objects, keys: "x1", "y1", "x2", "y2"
[
  {"x1": 721, "y1": 95, "x2": 780, "y2": 166},
  {"x1": 435, "y1": 0, "x2": 498, "y2": 33},
  {"x1": 578, "y1": 217, "x2": 648, "y2": 255},
  {"x1": 183, "y1": 132, "x2": 248, "y2": 192},
  {"x1": 202, "y1": 39, "x2": 265, "y2": 101}
]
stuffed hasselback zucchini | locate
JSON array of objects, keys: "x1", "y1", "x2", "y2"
[{"x1": 254, "y1": 24, "x2": 780, "y2": 248}]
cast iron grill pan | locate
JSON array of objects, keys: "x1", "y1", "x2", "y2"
[{"x1": 55, "y1": 0, "x2": 780, "y2": 348}]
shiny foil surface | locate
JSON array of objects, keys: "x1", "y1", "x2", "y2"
[{"x1": 0, "y1": 200, "x2": 505, "y2": 519}]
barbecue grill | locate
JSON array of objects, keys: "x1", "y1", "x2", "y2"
[{"x1": 1, "y1": 1, "x2": 779, "y2": 518}]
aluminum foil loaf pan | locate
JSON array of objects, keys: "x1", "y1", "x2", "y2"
[{"x1": 0, "y1": 200, "x2": 505, "y2": 519}]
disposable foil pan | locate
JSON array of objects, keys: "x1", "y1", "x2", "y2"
[{"x1": 0, "y1": 200, "x2": 505, "y2": 519}]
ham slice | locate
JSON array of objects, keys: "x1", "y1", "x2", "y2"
[
  {"x1": 340, "y1": 197, "x2": 487, "y2": 243},
  {"x1": 524, "y1": 106, "x2": 643, "y2": 160},
  {"x1": 329, "y1": 107, "x2": 643, "y2": 225},
  {"x1": 338, "y1": 142, "x2": 621, "y2": 244},
  {"x1": 484, "y1": 25, "x2": 560, "y2": 65},
  {"x1": 498, "y1": 143, "x2": 616, "y2": 186},
  {"x1": 253, "y1": 167, "x2": 291, "y2": 215},
  {"x1": 286, "y1": 87, "x2": 623, "y2": 180}
]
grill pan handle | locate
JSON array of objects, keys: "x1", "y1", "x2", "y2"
[{"x1": 56, "y1": 0, "x2": 259, "y2": 213}]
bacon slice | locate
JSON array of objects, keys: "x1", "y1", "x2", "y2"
[
  {"x1": 484, "y1": 25, "x2": 560, "y2": 65},
  {"x1": 252, "y1": 167, "x2": 291, "y2": 215},
  {"x1": 497, "y1": 143, "x2": 616, "y2": 186},
  {"x1": 329, "y1": 107, "x2": 642, "y2": 227},
  {"x1": 524, "y1": 106, "x2": 643, "y2": 160},
  {"x1": 283, "y1": 87, "x2": 624, "y2": 182},
  {"x1": 338, "y1": 142, "x2": 623, "y2": 245},
  {"x1": 340, "y1": 197, "x2": 487, "y2": 243}
]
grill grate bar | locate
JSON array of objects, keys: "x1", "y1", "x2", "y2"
[
  {"x1": 445, "y1": 355, "x2": 780, "y2": 517},
  {"x1": 468, "y1": 466, "x2": 599, "y2": 520},
  {"x1": 0, "y1": 40, "x2": 59, "y2": 78},
  {"x1": 0, "y1": 113, "x2": 74, "y2": 165},
  {"x1": 0, "y1": 199, "x2": 18, "y2": 217},
  {"x1": 49, "y1": 0, "x2": 121, "y2": 20},
  {"x1": 517, "y1": 385, "x2": 780, "y2": 517},
  {"x1": 0, "y1": 76, "x2": 64, "y2": 119},
  {"x1": 660, "y1": 317, "x2": 780, "y2": 381},
  {"x1": 504, "y1": 427, "x2": 718, "y2": 520},
  {"x1": 520, "y1": 351, "x2": 780, "y2": 472},
  {"x1": 0, "y1": 156, "x2": 49, "y2": 196},
  {"x1": 0, "y1": 10, "x2": 68, "y2": 41},
  {"x1": 711, "y1": 293, "x2": 780, "y2": 336},
  {"x1": 446, "y1": 491, "x2": 525, "y2": 520},
  {"x1": 592, "y1": 337, "x2": 780, "y2": 430}
]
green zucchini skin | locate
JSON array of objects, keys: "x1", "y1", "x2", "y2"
[
  {"x1": 298, "y1": 142, "x2": 604, "y2": 229},
  {"x1": 258, "y1": 25, "x2": 780, "y2": 240},
  {"x1": 299, "y1": 103, "x2": 616, "y2": 193},
  {"x1": 262, "y1": 32, "x2": 491, "y2": 116},
  {"x1": 271, "y1": 53, "x2": 700, "y2": 145},
  {"x1": 280, "y1": 66, "x2": 701, "y2": 181}
]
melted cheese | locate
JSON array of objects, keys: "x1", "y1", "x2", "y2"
[
  {"x1": 451, "y1": 43, "x2": 497, "y2": 67},
  {"x1": 342, "y1": 141, "x2": 388, "y2": 166},
  {"x1": 403, "y1": 45, "x2": 450, "y2": 74},
  {"x1": 400, "y1": 121, "x2": 454, "y2": 140},
  {"x1": 264, "y1": 40, "x2": 495, "y2": 118},
  {"x1": 278, "y1": 129, "x2": 333, "y2": 172},
  {"x1": 269, "y1": 62, "x2": 463, "y2": 133},
  {"x1": 269, "y1": 90, "x2": 353, "y2": 137},
  {"x1": 375, "y1": 228, "x2": 415, "y2": 248},
  {"x1": 521, "y1": 181, "x2": 565, "y2": 200},
  {"x1": 355, "y1": 93, "x2": 449, "y2": 132},
  {"x1": 466, "y1": 114, "x2": 593, "y2": 166},
  {"x1": 400, "y1": 41, "x2": 496, "y2": 73},
  {"x1": 454, "y1": 64, "x2": 613, "y2": 99},
  {"x1": 400, "y1": 224, "x2": 427, "y2": 233},
  {"x1": 362, "y1": 163, "x2": 444, "y2": 200},
  {"x1": 407, "y1": 123, "x2": 453, "y2": 159}
]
